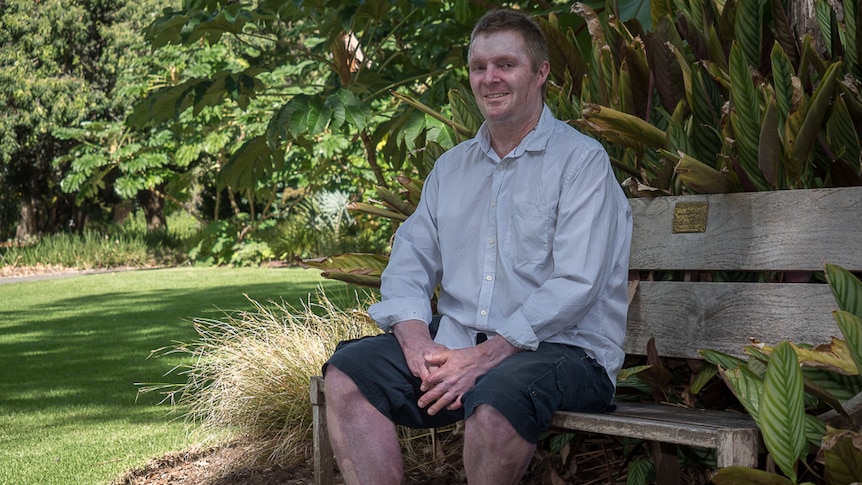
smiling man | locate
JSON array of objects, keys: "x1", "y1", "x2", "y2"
[{"x1": 322, "y1": 9, "x2": 632, "y2": 485}]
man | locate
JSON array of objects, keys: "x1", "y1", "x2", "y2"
[{"x1": 323, "y1": 9, "x2": 632, "y2": 485}]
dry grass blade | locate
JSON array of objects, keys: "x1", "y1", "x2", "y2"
[{"x1": 138, "y1": 288, "x2": 379, "y2": 468}]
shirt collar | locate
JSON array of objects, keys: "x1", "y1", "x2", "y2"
[{"x1": 476, "y1": 104, "x2": 554, "y2": 161}]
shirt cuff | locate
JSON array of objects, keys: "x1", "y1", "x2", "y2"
[{"x1": 368, "y1": 298, "x2": 433, "y2": 333}]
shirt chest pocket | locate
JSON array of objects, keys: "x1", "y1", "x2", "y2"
[{"x1": 504, "y1": 202, "x2": 553, "y2": 264}]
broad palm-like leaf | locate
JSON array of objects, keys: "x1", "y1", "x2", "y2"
[
  {"x1": 825, "y1": 263, "x2": 862, "y2": 319},
  {"x1": 760, "y1": 341, "x2": 806, "y2": 482}
]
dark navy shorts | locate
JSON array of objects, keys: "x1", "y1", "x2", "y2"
[{"x1": 323, "y1": 323, "x2": 615, "y2": 443}]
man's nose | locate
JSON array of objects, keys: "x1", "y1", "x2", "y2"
[{"x1": 481, "y1": 66, "x2": 499, "y2": 84}]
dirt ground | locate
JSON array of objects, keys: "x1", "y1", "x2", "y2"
[
  {"x1": 111, "y1": 436, "x2": 642, "y2": 485},
  {"x1": 113, "y1": 443, "x2": 321, "y2": 485}
]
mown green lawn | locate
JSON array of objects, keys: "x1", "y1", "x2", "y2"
[{"x1": 0, "y1": 266, "x2": 345, "y2": 485}]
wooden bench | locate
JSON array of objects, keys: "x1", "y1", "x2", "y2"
[{"x1": 310, "y1": 186, "x2": 862, "y2": 484}]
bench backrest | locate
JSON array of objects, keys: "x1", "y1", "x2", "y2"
[{"x1": 625, "y1": 187, "x2": 862, "y2": 360}]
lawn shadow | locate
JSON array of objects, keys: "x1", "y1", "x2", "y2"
[{"x1": 0, "y1": 268, "x2": 364, "y2": 427}]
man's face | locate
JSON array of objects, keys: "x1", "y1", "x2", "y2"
[{"x1": 468, "y1": 30, "x2": 548, "y2": 128}]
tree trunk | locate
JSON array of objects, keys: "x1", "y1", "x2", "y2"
[
  {"x1": 788, "y1": 0, "x2": 828, "y2": 56},
  {"x1": 14, "y1": 198, "x2": 38, "y2": 241},
  {"x1": 136, "y1": 189, "x2": 167, "y2": 231}
]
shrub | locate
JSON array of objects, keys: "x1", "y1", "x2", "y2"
[{"x1": 137, "y1": 290, "x2": 379, "y2": 466}]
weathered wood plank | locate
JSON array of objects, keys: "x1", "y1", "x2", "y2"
[
  {"x1": 310, "y1": 376, "x2": 334, "y2": 485},
  {"x1": 550, "y1": 403, "x2": 758, "y2": 447},
  {"x1": 625, "y1": 281, "x2": 841, "y2": 359},
  {"x1": 630, "y1": 187, "x2": 862, "y2": 272}
]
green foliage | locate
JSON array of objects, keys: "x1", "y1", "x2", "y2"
[
  {"x1": 121, "y1": 0, "x2": 477, "y2": 256},
  {"x1": 710, "y1": 264, "x2": 862, "y2": 484},
  {"x1": 556, "y1": 0, "x2": 862, "y2": 195},
  {"x1": 0, "y1": 0, "x2": 178, "y2": 240},
  {"x1": 0, "y1": 211, "x2": 195, "y2": 270}
]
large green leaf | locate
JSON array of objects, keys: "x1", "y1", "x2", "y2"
[
  {"x1": 757, "y1": 96, "x2": 780, "y2": 188},
  {"x1": 826, "y1": 96, "x2": 862, "y2": 168},
  {"x1": 578, "y1": 104, "x2": 667, "y2": 149},
  {"x1": 768, "y1": 0, "x2": 798, "y2": 67},
  {"x1": 672, "y1": 151, "x2": 737, "y2": 193},
  {"x1": 834, "y1": 311, "x2": 862, "y2": 378},
  {"x1": 646, "y1": 15, "x2": 685, "y2": 113},
  {"x1": 790, "y1": 61, "x2": 841, "y2": 176},
  {"x1": 720, "y1": 364, "x2": 764, "y2": 423},
  {"x1": 760, "y1": 341, "x2": 806, "y2": 482},
  {"x1": 219, "y1": 135, "x2": 277, "y2": 191},
  {"x1": 536, "y1": 15, "x2": 588, "y2": 90},
  {"x1": 825, "y1": 263, "x2": 862, "y2": 319},
  {"x1": 699, "y1": 348, "x2": 747, "y2": 371},
  {"x1": 728, "y1": 42, "x2": 770, "y2": 191},
  {"x1": 324, "y1": 89, "x2": 372, "y2": 133},
  {"x1": 688, "y1": 65, "x2": 723, "y2": 164},
  {"x1": 734, "y1": 0, "x2": 765, "y2": 69},
  {"x1": 769, "y1": 42, "x2": 794, "y2": 131}
]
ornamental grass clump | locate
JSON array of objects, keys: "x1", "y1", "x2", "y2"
[{"x1": 139, "y1": 289, "x2": 379, "y2": 467}]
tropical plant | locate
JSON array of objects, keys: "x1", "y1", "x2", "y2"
[
  {"x1": 700, "y1": 263, "x2": 862, "y2": 484},
  {"x1": 562, "y1": 0, "x2": 862, "y2": 195},
  {"x1": 122, "y1": 0, "x2": 480, "y2": 256}
]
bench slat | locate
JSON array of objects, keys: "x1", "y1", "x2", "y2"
[
  {"x1": 625, "y1": 281, "x2": 841, "y2": 359},
  {"x1": 630, "y1": 187, "x2": 862, "y2": 272},
  {"x1": 550, "y1": 403, "x2": 760, "y2": 468}
]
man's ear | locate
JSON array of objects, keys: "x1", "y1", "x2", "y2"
[{"x1": 537, "y1": 60, "x2": 550, "y2": 85}]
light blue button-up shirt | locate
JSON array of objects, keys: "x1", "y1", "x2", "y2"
[{"x1": 368, "y1": 105, "x2": 632, "y2": 383}]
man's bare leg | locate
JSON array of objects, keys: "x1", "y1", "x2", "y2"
[
  {"x1": 463, "y1": 404, "x2": 536, "y2": 485},
  {"x1": 324, "y1": 366, "x2": 403, "y2": 485}
]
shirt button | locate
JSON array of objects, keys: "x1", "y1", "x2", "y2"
[
  {"x1": 497, "y1": 165, "x2": 505, "y2": 171},
  {"x1": 480, "y1": 310, "x2": 487, "y2": 316},
  {"x1": 485, "y1": 275, "x2": 493, "y2": 281},
  {"x1": 488, "y1": 238, "x2": 495, "y2": 245}
]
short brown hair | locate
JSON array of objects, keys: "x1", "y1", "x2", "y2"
[{"x1": 469, "y1": 9, "x2": 549, "y2": 74}]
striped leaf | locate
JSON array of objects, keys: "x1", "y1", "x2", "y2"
[
  {"x1": 758, "y1": 96, "x2": 780, "y2": 188},
  {"x1": 626, "y1": 457, "x2": 654, "y2": 485},
  {"x1": 689, "y1": 66, "x2": 723, "y2": 162},
  {"x1": 803, "y1": 413, "x2": 827, "y2": 448},
  {"x1": 734, "y1": 0, "x2": 765, "y2": 69},
  {"x1": 699, "y1": 348, "x2": 746, "y2": 371},
  {"x1": 719, "y1": 365, "x2": 764, "y2": 424},
  {"x1": 760, "y1": 341, "x2": 806, "y2": 482},
  {"x1": 833, "y1": 311, "x2": 862, "y2": 377},
  {"x1": 790, "y1": 61, "x2": 841, "y2": 174},
  {"x1": 579, "y1": 104, "x2": 667, "y2": 149},
  {"x1": 673, "y1": 151, "x2": 738, "y2": 193},
  {"x1": 826, "y1": 96, "x2": 862, "y2": 167},
  {"x1": 787, "y1": 338, "x2": 860, "y2": 375},
  {"x1": 729, "y1": 42, "x2": 770, "y2": 191},
  {"x1": 690, "y1": 363, "x2": 719, "y2": 395},
  {"x1": 770, "y1": 42, "x2": 794, "y2": 128},
  {"x1": 825, "y1": 263, "x2": 862, "y2": 319},
  {"x1": 768, "y1": 0, "x2": 799, "y2": 67}
]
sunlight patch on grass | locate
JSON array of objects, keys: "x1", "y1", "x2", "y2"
[{"x1": 0, "y1": 266, "x2": 345, "y2": 484}]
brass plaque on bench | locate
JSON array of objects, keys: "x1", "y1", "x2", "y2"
[{"x1": 672, "y1": 201, "x2": 709, "y2": 233}]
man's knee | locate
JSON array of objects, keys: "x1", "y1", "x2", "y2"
[
  {"x1": 465, "y1": 404, "x2": 518, "y2": 438},
  {"x1": 323, "y1": 365, "x2": 363, "y2": 405}
]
